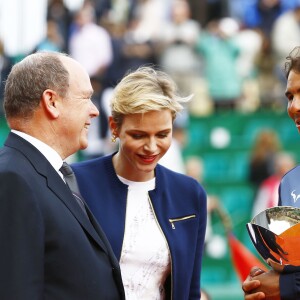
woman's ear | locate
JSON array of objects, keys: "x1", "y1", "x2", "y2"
[
  {"x1": 108, "y1": 116, "x2": 118, "y2": 136},
  {"x1": 41, "y1": 89, "x2": 60, "y2": 118}
]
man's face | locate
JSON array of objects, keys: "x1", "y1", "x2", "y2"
[
  {"x1": 111, "y1": 110, "x2": 173, "y2": 182},
  {"x1": 59, "y1": 58, "x2": 99, "y2": 157},
  {"x1": 286, "y1": 70, "x2": 300, "y2": 133}
]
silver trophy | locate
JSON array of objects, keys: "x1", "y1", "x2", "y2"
[{"x1": 247, "y1": 206, "x2": 300, "y2": 267}]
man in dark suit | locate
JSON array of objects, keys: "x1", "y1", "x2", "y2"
[{"x1": 0, "y1": 51, "x2": 125, "y2": 299}]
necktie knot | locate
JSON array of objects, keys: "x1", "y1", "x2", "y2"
[
  {"x1": 59, "y1": 161, "x2": 89, "y2": 218},
  {"x1": 60, "y1": 162, "x2": 79, "y2": 194},
  {"x1": 60, "y1": 162, "x2": 74, "y2": 177}
]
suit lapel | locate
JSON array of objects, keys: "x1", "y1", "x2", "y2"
[
  {"x1": 46, "y1": 170, "x2": 109, "y2": 253},
  {"x1": 5, "y1": 133, "x2": 109, "y2": 254},
  {"x1": 84, "y1": 204, "x2": 120, "y2": 268}
]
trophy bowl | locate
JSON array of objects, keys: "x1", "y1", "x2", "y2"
[{"x1": 247, "y1": 206, "x2": 300, "y2": 266}]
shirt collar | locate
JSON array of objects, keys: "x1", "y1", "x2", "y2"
[{"x1": 11, "y1": 129, "x2": 63, "y2": 175}]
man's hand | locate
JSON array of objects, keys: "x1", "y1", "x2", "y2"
[
  {"x1": 267, "y1": 259, "x2": 284, "y2": 272},
  {"x1": 252, "y1": 269, "x2": 280, "y2": 300},
  {"x1": 243, "y1": 263, "x2": 282, "y2": 300},
  {"x1": 243, "y1": 266, "x2": 266, "y2": 300}
]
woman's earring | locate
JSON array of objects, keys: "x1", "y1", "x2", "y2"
[{"x1": 111, "y1": 134, "x2": 117, "y2": 143}]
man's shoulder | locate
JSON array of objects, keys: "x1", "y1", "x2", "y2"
[
  {"x1": 282, "y1": 165, "x2": 300, "y2": 181},
  {"x1": 0, "y1": 143, "x2": 26, "y2": 169},
  {"x1": 280, "y1": 165, "x2": 300, "y2": 207}
]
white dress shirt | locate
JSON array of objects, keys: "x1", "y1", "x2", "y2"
[{"x1": 11, "y1": 130, "x2": 63, "y2": 179}]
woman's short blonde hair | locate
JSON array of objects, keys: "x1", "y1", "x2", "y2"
[{"x1": 110, "y1": 66, "x2": 192, "y2": 127}]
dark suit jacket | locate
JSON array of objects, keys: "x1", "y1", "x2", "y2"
[{"x1": 0, "y1": 133, "x2": 125, "y2": 300}]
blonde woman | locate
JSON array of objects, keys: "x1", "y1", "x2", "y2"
[{"x1": 72, "y1": 66, "x2": 207, "y2": 300}]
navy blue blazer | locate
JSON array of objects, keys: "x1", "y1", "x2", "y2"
[
  {"x1": 0, "y1": 133, "x2": 125, "y2": 300},
  {"x1": 72, "y1": 153, "x2": 207, "y2": 300},
  {"x1": 277, "y1": 166, "x2": 300, "y2": 299}
]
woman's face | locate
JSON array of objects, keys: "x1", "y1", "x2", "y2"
[{"x1": 110, "y1": 109, "x2": 173, "y2": 181}]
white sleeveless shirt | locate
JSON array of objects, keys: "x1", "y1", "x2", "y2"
[{"x1": 118, "y1": 176, "x2": 171, "y2": 300}]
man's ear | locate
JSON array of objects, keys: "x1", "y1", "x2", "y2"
[{"x1": 41, "y1": 89, "x2": 60, "y2": 118}]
